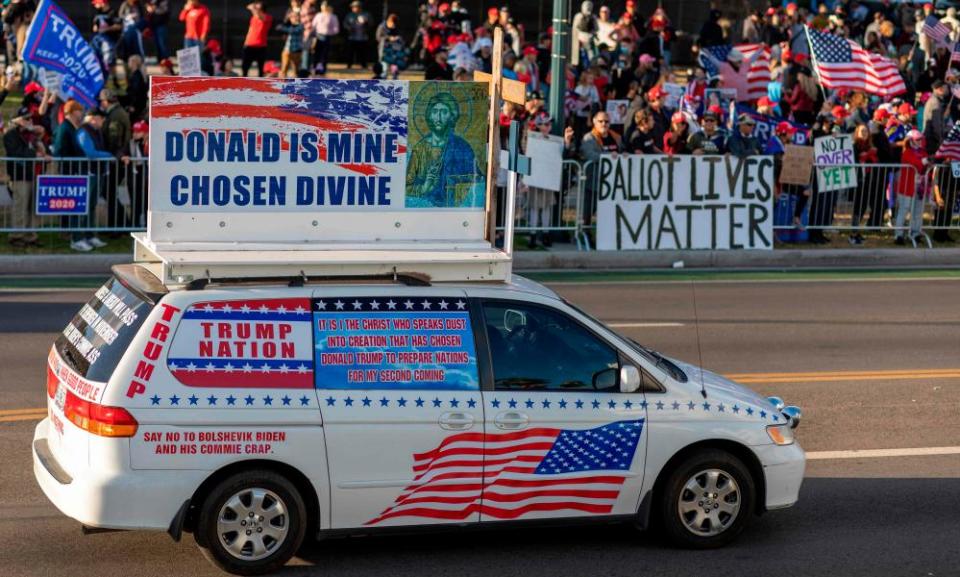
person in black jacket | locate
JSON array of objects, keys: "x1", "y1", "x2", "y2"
[{"x1": 3, "y1": 108, "x2": 46, "y2": 247}]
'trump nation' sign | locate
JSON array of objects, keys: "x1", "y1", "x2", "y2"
[{"x1": 596, "y1": 154, "x2": 775, "y2": 251}]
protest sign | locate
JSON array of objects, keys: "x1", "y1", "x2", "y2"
[
  {"x1": 780, "y1": 145, "x2": 815, "y2": 185},
  {"x1": 814, "y1": 134, "x2": 857, "y2": 191},
  {"x1": 21, "y1": 0, "x2": 104, "y2": 107},
  {"x1": 36, "y1": 175, "x2": 89, "y2": 215},
  {"x1": 149, "y1": 77, "x2": 490, "y2": 243},
  {"x1": 176, "y1": 46, "x2": 201, "y2": 77},
  {"x1": 522, "y1": 132, "x2": 564, "y2": 192},
  {"x1": 606, "y1": 99, "x2": 629, "y2": 125},
  {"x1": 662, "y1": 82, "x2": 685, "y2": 109},
  {"x1": 596, "y1": 154, "x2": 774, "y2": 250}
]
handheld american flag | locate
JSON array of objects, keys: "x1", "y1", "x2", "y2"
[
  {"x1": 936, "y1": 122, "x2": 960, "y2": 161},
  {"x1": 806, "y1": 27, "x2": 906, "y2": 97},
  {"x1": 365, "y1": 419, "x2": 644, "y2": 524},
  {"x1": 923, "y1": 15, "x2": 952, "y2": 50},
  {"x1": 698, "y1": 44, "x2": 771, "y2": 101}
]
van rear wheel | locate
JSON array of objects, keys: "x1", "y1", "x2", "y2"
[
  {"x1": 658, "y1": 449, "x2": 755, "y2": 549},
  {"x1": 195, "y1": 470, "x2": 306, "y2": 576}
]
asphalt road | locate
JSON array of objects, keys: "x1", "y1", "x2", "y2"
[{"x1": 2, "y1": 277, "x2": 959, "y2": 577}]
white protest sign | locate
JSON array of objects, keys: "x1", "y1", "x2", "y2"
[
  {"x1": 176, "y1": 46, "x2": 202, "y2": 77},
  {"x1": 522, "y1": 132, "x2": 563, "y2": 192},
  {"x1": 814, "y1": 134, "x2": 857, "y2": 192},
  {"x1": 596, "y1": 154, "x2": 774, "y2": 250},
  {"x1": 662, "y1": 82, "x2": 685, "y2": 109},
  {"x1": 605, "y1": 99, "x2": 629, "y2": 125},
  {"x1": 951, "y1": 161, "x2": 960, "y2": 178}
]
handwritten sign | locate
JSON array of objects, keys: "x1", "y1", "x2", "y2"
[
  {"x1": 780, "y1": 145, "x2": 815, "y2": 186},
  {"x1": 176, "y1": 46, "x2": 201, "y2": 77},
  {"x1": 814, "y1": 135, "x2": 857, "y2": 192}
]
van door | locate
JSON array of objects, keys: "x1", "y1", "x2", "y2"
[
  {"x1": 313, "y1": 290, "x2": 484, "y2": 528},
  {"x1": 475, "y1": 299, "x2": 648, "y2": 522}
]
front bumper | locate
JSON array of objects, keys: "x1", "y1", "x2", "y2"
[
  {"x1": 32, "y1": 418, "x2": 204, "y2": 531},
  {"x1": 754, "y1": 441, "x2": 806, "y2": 510}
]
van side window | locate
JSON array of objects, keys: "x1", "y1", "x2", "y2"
[{"x1": 482, "y1": 302, "x2": 619, "y2": 392}]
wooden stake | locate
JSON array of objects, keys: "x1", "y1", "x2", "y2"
[{"x1": 484, "y1": 28, "x2": 504, "y2": 245}]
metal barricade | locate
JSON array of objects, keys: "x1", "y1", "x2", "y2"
[
  {"x1": 923, "y1": 163, "x2": 960, "y2": 242},
  {"x1": 779, "y1": 162, "x2": 932, "y2": 246},
  {"x1": 0, "y1": 157, "x2": 149, "y2": 236},
  {"x1": 495, "y1": 159, "x2": 585, "y2": 248}
]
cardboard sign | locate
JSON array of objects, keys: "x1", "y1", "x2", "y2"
[
  {"x1": 522, "y1": 132, "x2": 564, "y2": 192},
  {"x1": 149, "y1": 77, "x2": 490, "y2": 243},
  {"x1": 780, "y1": 145, "x2": 815, "y2": 186},
  {"x1": 814, "y1": 135, "x2": 857, "y2": 192},
  {"x1": 596, "y1": 154, "x2": 774, "y2": 251},
  {"x1": 35, "y1": 175, "x2": 89, "y2": 215},
  {"x1": 951, "y1": 161, "x2": 960, "y2": 178},
  {"x1": 176, "y1": 46, "x2": 201, "y2": 77}
]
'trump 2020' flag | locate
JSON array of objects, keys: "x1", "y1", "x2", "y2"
[
  {"x1": 21, "y1": 0, "x2": 104, "y2": 107},
  {"x1": 365, "y1": 420, "x2": 643, "y2": 525},
  {"x1": 806, "y1": 27, "x2": 905, "y2": 98}
]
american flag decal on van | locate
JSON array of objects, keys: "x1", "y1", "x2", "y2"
[
  {"x1": 166, "y1": 298, "x2": 314, "y2": 389},
  {"x1": 366, "y1": 420, "x2": 644, "y2": 525}
]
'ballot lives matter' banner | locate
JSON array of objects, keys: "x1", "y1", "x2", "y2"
[
  {"x1": 596, "y1": 154, "x2": 775, "y2": 251},
  {"x1": 149, "y1": 76, "x2": 489, "y2": 243}
]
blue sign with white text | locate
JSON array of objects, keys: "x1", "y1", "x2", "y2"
[
  {"x1": 312, "y1": 296, "x2": 479, "y2": 390},
  {"x1": 36, "y1": 175, "x2": 89, "y2": 215}
]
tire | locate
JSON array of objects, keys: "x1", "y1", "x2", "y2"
[
  {"x1": 658, "y1": 449, "x2": 755, "y2": 549},
  {"x1": 195, "y1": 470, "x2": 307, "y2": 576}
]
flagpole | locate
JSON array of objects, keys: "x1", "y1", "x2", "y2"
[{"x1": 803, "y1": 25, "x2": 829, "y2": 103}]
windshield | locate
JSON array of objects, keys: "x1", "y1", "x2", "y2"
[
  {"x1": 55, "y1": 276, "x2": 152, "y2": 382},
  {"x1": 561, "y1": 297, "x2": 688, "y2": 383}
]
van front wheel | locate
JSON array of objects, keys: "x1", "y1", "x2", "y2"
[{"x1": 195, "y1": 470, "x2": 306, "y2": 576}]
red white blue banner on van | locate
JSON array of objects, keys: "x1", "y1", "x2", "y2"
[
  {"x1": 167, "y1": 298, "x2": 314, "y2": 389},
  {"x1": 313, "y1": 296, "x2": 479, "y2": 390}
]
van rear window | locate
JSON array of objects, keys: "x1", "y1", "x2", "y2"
[{"x1": 55, "y1": 276, "x2": 151, "y2": 382}]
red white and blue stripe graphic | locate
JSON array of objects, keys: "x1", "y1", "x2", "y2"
[
  {"x1": 151, "y1": 76, "x2": 408, "y2": 177},
  {"x1": 366, "y1": 420, "x2": 643, "y2": 525},
  {"x1": 166, "y1": 298, "x2": 314, "y2": 389}
]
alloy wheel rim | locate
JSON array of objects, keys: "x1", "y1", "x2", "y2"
[
  {"x1": 216, "y1": 488, "x2": 289, "y2": 561},
  {"x1": 677, "y1": 468, "x2": 741, "y2": 537}
]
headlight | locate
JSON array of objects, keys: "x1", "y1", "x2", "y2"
[{"x1": 766, "y1": 424, "x2": 795, "y2": 446}]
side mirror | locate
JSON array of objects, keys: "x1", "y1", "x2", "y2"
[
  {"x1": 592, "y1": 367, "x2": 617, "y2": 390},
  {"x1": 503, "y1": 309, "x2": 525, "y2": 331},
  {"x1": 620, "y1": 365, "x2": 641, "y2": 393}
]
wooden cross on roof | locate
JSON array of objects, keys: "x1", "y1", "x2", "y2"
[{"x1": 473, "y1": 27, "x2": 527, "y2": 247}]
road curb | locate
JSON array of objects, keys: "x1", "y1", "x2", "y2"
[
  {"x1": 513, "y1": 248, "x2": 960, "y2": 270},
  {"x1": 2, "y1": 249, "x2": 960, "y2": 276}
]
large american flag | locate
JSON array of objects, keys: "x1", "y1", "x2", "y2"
[
  {"x1": 936, "y1": 122, "x2": 960, "y2": 161},
  {"x1": 807, "y1": 27, "x2": 905, "y2": 97},
  {"x1": 922, "y1": 15, "x2": 952, "y2": 50},
  {"x1": 698, "y1": 44, "x2": 771, "y2": 101},
  {"x1": 365, "y1": 419, "x2": 644, "y2": 524}
]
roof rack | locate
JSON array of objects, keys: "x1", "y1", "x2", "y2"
[{"x1": 133, "y1": 233, "x2": 511, "y2": 290}]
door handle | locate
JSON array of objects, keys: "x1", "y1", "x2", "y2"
[
  {"x1": 494, "y1": 411, "x2": 529, "y2": 430},
  {"x1": 439, "y1": 412, "x2": 475, "y2": 430}
]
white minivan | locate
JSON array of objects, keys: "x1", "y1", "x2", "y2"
[{"x1": 35, "y1": 264, "x2": 804, "y2": 575}]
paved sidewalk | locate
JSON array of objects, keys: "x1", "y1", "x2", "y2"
[{"x1": 2, "y1": 248, "x2": 959, "y2": 276}]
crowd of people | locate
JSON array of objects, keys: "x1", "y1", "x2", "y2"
[{"x1": 2, "y1": 0, "x2": 960, "y2": 249}]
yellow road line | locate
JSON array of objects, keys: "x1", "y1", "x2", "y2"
[
  {"x1": 0, "y1": 407, "x2": 48, "y2": 416},
  {"x1": 725, "y1": 368, "x2": 960, "y2": 379},
  {"x1": 0, "y1": 413, "x2": 46, "y2": 423}
]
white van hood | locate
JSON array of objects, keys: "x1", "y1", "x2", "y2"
[{"x1": 667, "y1": 357, "x2": 774, "y2": 409}]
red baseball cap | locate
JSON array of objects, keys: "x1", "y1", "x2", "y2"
[
  {"x1": 873, "y1": 108, "x2": 890, "y2": 122},
  {"x1": 776, "y1": 121, "x2": 797, "y2": 135},
  {"x1": 522, "y1": 45, "x2": 538, "y2": 57},
  {"x1": 707, "y1": 104, "x2": 724, "y2": 116},
  {"x1": 647, "y1": 85, "x2": 666, "y2": 100},
  {"x1": 626, "y1": 0, "x2": 636, "y2": 7},
  {"x1": 487, "y1": 7, "x2": 499, "y2": 17},
  {"x1": 897, "y1": 102, "x2": 916, "y2": 116},
  {"x1": 757, "y1": 96, "x2": 773, "y2": 108},
  {"x1": 24, "y1": 81, "x2": 43, "y2": 95},
  {"x1": 671, "y1": 112, "x2": 686, "y2": 124},
  {"x1": 831, "y1": 105, "x2": 848, "y2": 119},
  {"x1": 132, "y1": 120, "x2": 148, "y2": 133}
]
